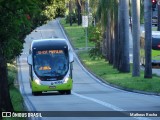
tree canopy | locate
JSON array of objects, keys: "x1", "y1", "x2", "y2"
[
  {"x1": 0, "y1": 0, "x2": 43, "y2": 61},
  {"x1": 0, "y1": 0, "x2": 68, "y2": 61},
  {"x1": 0, "y1": 0, "x2": 68, "y2": 112}
]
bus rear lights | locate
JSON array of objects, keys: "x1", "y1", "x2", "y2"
[{"x1": 158, "y1": 44, "x2": 160, "y2": 48}]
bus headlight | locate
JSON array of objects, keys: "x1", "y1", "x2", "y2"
[
  {"x1": 33, "y1": 73, "x2": 41, "y2": 85},
  {"x1": 64, "y1": 77, "x2": 69, "y2": 83},
  {"x1": 35, "y1": 79, "x2": 41, "y2": 85}
]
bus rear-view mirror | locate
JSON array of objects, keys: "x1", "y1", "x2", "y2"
[
  {"x1": 69, "y1": 51, "x2": 74, "y2": 63},
  {"x1": 27, "y1": 54, "x2": 33, "y2": 65}
]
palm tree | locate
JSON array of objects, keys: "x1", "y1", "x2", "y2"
[
  {"x1": 89, "y1": 0, "x2": 130, "y2": 73},
  {"x1": 69, "y1": 0, "x2": 73, "y2": 26},
  {"x1": 131, "y1": 0, "x2": 140, "y2": 76},
  {"x1": 144, "y1": 0, "x2": 152, "y2": 78},
  {"x1": 118, "y1": 0, "x2": 130, "y2": 72}
]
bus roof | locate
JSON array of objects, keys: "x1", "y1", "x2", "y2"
[{"x1": 31, "y1": 38, "x2": 68, "y2": 50}]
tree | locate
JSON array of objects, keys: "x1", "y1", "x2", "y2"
[
  {"x1": 0, "y1": 0, "x2": 67, "y2": 112},
  {"x1": 42, "y1": 0, "x2": 67, "y2": 19},
  {"x1": 144, "y1": 0, "x2": 152, "y2": 78},
  {"x1": 131, "y1": 0, "x2": 140, "y2": 77},
  {"x1": 118, "y1": 0, "x2": 130, "y2": 72},
  {"x1": 89, "y1": 0, "x2": 130, "y2": 73},
  {"x1": 89, "y1": 0, "x2": 99, "y2": 26},
  {"x1": 112, "y1": 0, "x2": 119, "y2": 68},
  {"x1": 69, "y1": 0, "x2": 73, "y2": 26},
  {"x1": 158, "y1": 4, "x2": 160, "y2": 31},
  {"x1": 0, "y1": 0, "x2": 45, "y2": 112},
  {"x1": 76, "y1": 0, "x2": 82, "y2": 25}
]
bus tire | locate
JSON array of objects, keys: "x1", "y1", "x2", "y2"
[
  {"x1": 65, "y1": 90, "x2": 71, "y2": 95},
  {"x1": 59, "y1": 91, "x2": 65, "y2": 95},
  {"x1": 32, "y1": 91, "x2": 42, "y2": 96}
]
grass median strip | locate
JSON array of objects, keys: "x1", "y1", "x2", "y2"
[
  {"x1": 60, "y1": 18, "x2": 160, "y2": 94},
  {"x1": 79, "y1": 51, "x2": 160, "y2": 93}
]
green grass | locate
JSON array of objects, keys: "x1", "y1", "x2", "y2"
[
  {"x1": 60, "y1": 18, "x2": 160, "y2": 94},
  {"x1": 60, "y1": 18, "x2": 94, "y2": 49},
  {"x1": 152, "y1": 50, "x2": 160, "y2": 60},
  {"x1": 152, "y1": 27, "x2": 157, "y2": 31},
  {"x1": 3, "y1": 64, "x2": 26, "y2": 120},
  {"x1": 79, "y1": 51, "x2": 160, "y2": 93}
]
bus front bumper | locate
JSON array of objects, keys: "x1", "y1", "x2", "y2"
[{"x1": 31, "y1": 78, "x2": 73, "y2": 92}]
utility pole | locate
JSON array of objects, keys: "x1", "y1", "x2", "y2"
[{"x1": 144, "y1": 0, "x2": 152, "y2": 78}]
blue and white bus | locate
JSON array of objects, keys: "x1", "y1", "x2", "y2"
[{"x1": 27, "y1": 39, "x2": 74, "y2": 95}]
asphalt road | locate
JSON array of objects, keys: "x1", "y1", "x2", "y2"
[{"x1": 17, "y1": 19, "x2": 160, "y2": 120}]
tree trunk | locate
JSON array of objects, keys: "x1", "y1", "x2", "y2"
[
  {"x1": 110, "y1": 15, "x2": 114, "y2": 64},
  {"x1": 0, "y1": 52, "x2": 13, "y2": 112},
  {"x1": 119, "y1": 0, "x2": 130, "y2": 72},
  {"x1": 131, "y1": 0, "x2": 140, "y2": 77},
  {"x1": 117, "y1": 0, "x2": 122, "y2": 70},
  {"x1": 69, "y1": 0, "x2": 72, "y2": 26},
  {"x1": 81, "y1": 0, "x2": 85, "y2": 15},
  {"x1": 102, "y1": 31, "x2": 107, "y2": 57},
  {"x1": 108, "y1": 12, "x2": 112, "y2": 63},
  {"x1": 106, "y1": 14, "x2": 110, "y2": 61},
  {"x1": 144, "y1": 0, "x2": 152, "y2": 78},
  {"x1": 157, "y1": 4, "x2": 160, "y2": 31},
  {"x1": 114, "y1": 22, "x2": 119, "y2": 68},
  {"x1": 76, "y1": 0, "x2": 82, "y2": 25},
  {"x1": 113, "y1": 0, "x2": 119, "y2": 68}
]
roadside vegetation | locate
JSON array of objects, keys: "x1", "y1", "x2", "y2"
[
  {"x1": 0, "y1": 0, "x2": 68, "y2": 112},
  {"x1": 5, "y1": 63, "x2": 26, "y2": 120},
  {"x1": 60, "y1": 18, "x2": 160, "y2": 94},
  {"x1": 1, "y1": 0, "x2": 159, "y2": 116},
  {"x1": 60, "y1": 19, "x2": 94, "y2": 49}
]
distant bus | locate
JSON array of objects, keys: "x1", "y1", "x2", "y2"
[
  {"x1": 27, "y1": 39, "x2": 74, "y2": 95},
  {"x1": 140, "y1": 31, "x2": 160, "y2": 67}
]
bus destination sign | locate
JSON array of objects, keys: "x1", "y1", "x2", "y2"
[{"x1": 37, "y1": 50, "x2": 63, "y2": 54}]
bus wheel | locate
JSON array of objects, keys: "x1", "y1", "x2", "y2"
[
  {"x1": 32, "y1": 91, "x2": 42, "y2": 96},
  {"x1": 59, "y1": 91, "x2": 65, "y2": 95},
  {"x1": 65, "y1": 90, "x2": 71, "y2": 95}
]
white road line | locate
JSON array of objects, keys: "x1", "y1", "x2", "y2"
[
  {"x1": 72, "y1": 91, "x2": 124, "y2": 111},
  {"x1": 72, "y1": 92, "x2": 152, "y2": 120}
]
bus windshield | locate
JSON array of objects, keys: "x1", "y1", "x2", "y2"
[{"x1": 33, "y1": 49, "x2": 69, "y2": 80}]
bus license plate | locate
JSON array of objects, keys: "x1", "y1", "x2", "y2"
[{"x1": 49, "y1": 86, "x2": 56, "y2": 89}]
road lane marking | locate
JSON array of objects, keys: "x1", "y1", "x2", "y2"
[
  {"x1": 72, "y1": 92, "x2": 124, "y2": 111},
  {"x1": 72, "y1": 91, "x2": 152, "y2": 120}
]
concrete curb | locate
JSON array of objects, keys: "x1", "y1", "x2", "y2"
[{"x1": 76, "y1": 54, "x2": 160, "y2": 96}]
